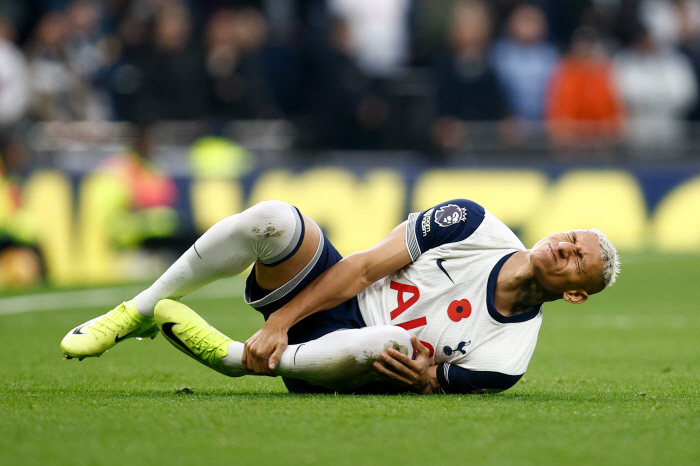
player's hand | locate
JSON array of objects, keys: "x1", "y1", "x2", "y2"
[
  {"x1": 372, "y1": 335, "x2": 432, "y2": 394},
  {"x1": 242, "y1": 315, "x2": 288, "y2": 376}
]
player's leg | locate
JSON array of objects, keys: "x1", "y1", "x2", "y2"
[
  {"x1": 258, "y1": 327, "x2": 412, "y2": 390},
  {"x1": 131, "y1": 201, "x2": 319, "y2": 318},
  {"x1": 152, "y1": 214, "x2": 373, "y2": 387},
  {"x1": 60, "y1": 200, "x2": 320, "y2": 359},
  {"x1": 154, "y1": 298, "x2": 411, "y2": 390}
]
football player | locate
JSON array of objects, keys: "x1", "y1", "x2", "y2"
[{"x1": 60, "y1": 199, "x2": 619, "y2": 394}]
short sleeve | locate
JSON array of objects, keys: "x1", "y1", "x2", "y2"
[
  {"x1": 405, "y1": 199, "x2": 486, "y2": 261},
  {"x1": 436, "y1": 362, "x2": 522, "y2": 394}
]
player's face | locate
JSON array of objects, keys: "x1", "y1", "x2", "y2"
[{"x1": 530, "y1": 230, "x2": 605, "y2": 302}]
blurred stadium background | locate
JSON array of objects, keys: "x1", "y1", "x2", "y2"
[
  {"x1": 1, "y1": 1, "x2": 700, "y2": 464},
  {"x1": 0, "y1": 0, "x2": 700, "y2": 289}
]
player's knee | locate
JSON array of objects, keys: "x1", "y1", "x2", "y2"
[
  {"x1": 241, "y1": 200, "x2": 303, "y2": 264},
  {"x1": 247, "y1": 200, "x2": 292, "y2": 220},
  {"x1": 244, "y1": 201, "x2": 297, "y2": 236},
  {"x1": 216, "y1": 200, "x2": 294, "y2": 239},
  {"x1": 361, "y1": 326, "x2": 412, "y2": 357}
]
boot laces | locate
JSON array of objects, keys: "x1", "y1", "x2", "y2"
[
  {"x1": 181, "y1": 322, "x2": 226, "y2": 363},
  {"x1": 88, "y1": 303, "x2": 134, "y2": 338}
]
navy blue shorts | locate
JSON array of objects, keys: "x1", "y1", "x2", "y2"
[
  {"x1": 244, "y1": 231, "x2": 367, "y2": 345},
  {"x1": 245, "y1": 230, "x2": 406, "y2": 393}
]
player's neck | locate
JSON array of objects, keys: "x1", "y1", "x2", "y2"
[{"x1": 493, "y1": 251, "x2": 560, "y2": 316}]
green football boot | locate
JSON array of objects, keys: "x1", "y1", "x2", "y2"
[
  {"x1": 60, "y1": 301, "x2": 159, "y2": 360},
  {"x1": 154, "y1": 299, "x2": 233, "y2": 376}
]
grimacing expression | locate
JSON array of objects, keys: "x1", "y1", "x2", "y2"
[{"x1": 530, "y1": 230, "x2": 605, "y2": 300}]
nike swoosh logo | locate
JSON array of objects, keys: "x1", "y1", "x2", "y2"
[
  {"x1": 114, "y1": 328, "x2": 140, "y2": 343},
  {"x1": 293, "y1": 344, "x2": 305, "y2": 365},
  {"x1": 161, "y1": 322, "x2": 196, "y2": 357},
  {"x1": 72, "y1": 326, "x2": 85, "y2": 335},
  {"x1": 436, "y1": 259, "x2": 454, "y2": 284}
]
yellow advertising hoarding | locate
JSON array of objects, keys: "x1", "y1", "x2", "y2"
[{"x1": 2, "y1": 167, "x2": 699, "y2": 286}]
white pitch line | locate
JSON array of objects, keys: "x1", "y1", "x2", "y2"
[{"x1": 0, "y1": 277, "x2": 245, "y2": 316}]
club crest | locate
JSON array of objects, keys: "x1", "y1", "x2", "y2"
[{"x1": 434, "y1": 204, "x2": 468, "y2": 227}]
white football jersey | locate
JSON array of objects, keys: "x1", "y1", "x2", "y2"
[{"x1": 357, "y1": 199, "x2": 543, "y2": 378}]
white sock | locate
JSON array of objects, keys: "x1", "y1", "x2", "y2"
[
  {"x1": 132, "y1": 201, "x2": 303, "y2": 318},
  {"x1": 220, "y1": 326, "x2": 413, "y2": 390}
]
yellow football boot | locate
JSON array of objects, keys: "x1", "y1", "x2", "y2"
[
  {"x1": 60, "y1": 301, "x2": 158, "y2": 360},
  {"x1": 154, "y1": 299, "x2": 233, "y2": 376}
]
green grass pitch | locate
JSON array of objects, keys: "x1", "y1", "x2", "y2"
[{"x1": 1, "y1": 253, "x2": 699, "y2": 466}]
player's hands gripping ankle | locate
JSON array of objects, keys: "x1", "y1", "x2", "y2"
[
  {"x1": 372, "y1": 335, "x2": 436, "y2": 394},
  {"x1": 242, "y1": 315, "x2": 289, "y2": 376}
]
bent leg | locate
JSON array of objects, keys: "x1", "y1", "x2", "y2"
[
  {"x1": 60, "y1": 201, "x2": 319, "y2": 359},
  {"x1": 221, "y1": 326, "x2": 412, "y2": 390},
  {"x1": 133, "y1": 200, "x2": 319, "y2": 317}
]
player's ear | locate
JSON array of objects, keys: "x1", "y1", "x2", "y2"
[{"x1": 563, "y1": 289, "x2": 588, "y2": 304}]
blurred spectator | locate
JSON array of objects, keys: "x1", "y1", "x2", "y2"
[
  {"x1": 101, "y1": 128, "x2": 177, "y2": 209},
  {"x1": 205, "y1": 7, "x2": 279, "y2": 120},
  {"x1": 538, "y1": 0, "x2": 594, "y2": 49},
  {"x1": 328, "y1": 0, "x2": 412, "y2": 79},
  {"x1": 97, "y1": 127, "x2": 179, "y2": 248},
  {"x1": 305, "y1": 18, "x2": 388, "y2": 149},
  {"x1": 0, "y1": 156, "x2": 43, "y2": 289},
  {"x1": 5, "y1": 0, "x2": 700, "y2": 156},
  {"x1": 0, "y1": 156, "x2": 22, "y2": 239},
  {"x1": 491, "y1": 4, "x2": 559, "y2": 122},
  {"x1": 64, "y1": 0, "x2": 108, "y2": 80},
  {"x1": 0, "y1": 15, "x2": 29, "y2": 136},
  {"x1": 413, "y1": 0, "x2": 459, "y2": 64},
  {"x1": 189, "y1": 135, "x2": 253, "y2": 179},
  {"x1": 26, "y1": 11, "x2": 103, "y2": 121},
  {"x1": 614, "y1": 26, "x2": 698, "y2": 151},
  {"x1": 639, "y1": 0, "x2": 700, "y2": 49},
  {"x1": 0, "y1": 245, "x2": 44, "y2": 288},
  {"x1": 123, "y1": 1, "x2": 209, "y2": 124},
  {"x1": 606, "y1": 0, "x2": 644, "y2": 48},
  {"x1": 430, "y1": 0, "x2": 508, "y2": 152},
  {"x1": 63, "y1": 0, "x2": 115, "y2": 120},
  {"x1": 546, "y1": 27, "x2": 626, "y2": 149},
  {"x1": 0, "y1": 0, "x2": 32, "y2": 43},
  {"x1": 667, "y1": 0, "x2": 700, "y2": 121},
  {"x1": 637, "y1": 0, "x2": 700, "y2": 128}
]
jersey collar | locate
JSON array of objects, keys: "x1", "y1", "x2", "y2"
[{"x1": 486, "y1": 251, "x2": 542, "y2": 323}]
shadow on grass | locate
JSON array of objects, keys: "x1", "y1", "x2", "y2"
[
  {"x1": 2, "y1": 385, "x2": 679, "y2": 405},
  {"x1": 0, "y1": 383, "x2": 698, "y2": 406}
]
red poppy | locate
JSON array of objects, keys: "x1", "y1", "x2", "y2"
[{"x1": 447, "y1": 299, "x2": 472, "y2": 322}]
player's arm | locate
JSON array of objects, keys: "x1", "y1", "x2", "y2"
[
  {"x1": 372, "y1": 336, "x2": 444, "y2": 394},
  {"x1": 435, "y1": 364, "x2": 522, "y2": 394},
  {"x1": 374, "y1": 337, "x2": 523, "y2": 395},
  {"x1": 243, "y1": 222, "x2": 412, "y2": 375}
]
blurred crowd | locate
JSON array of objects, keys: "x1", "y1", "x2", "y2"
[
  {"x1": 2, "y1": 0, "x2": 700, "y2": 167},
  {"x1": 4, "y1": 0, "x2": 700, "y2": 287}
]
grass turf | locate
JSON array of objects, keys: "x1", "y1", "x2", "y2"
[{"x1": 0, "y1": 253, "x2": 699, "y2": 466}]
